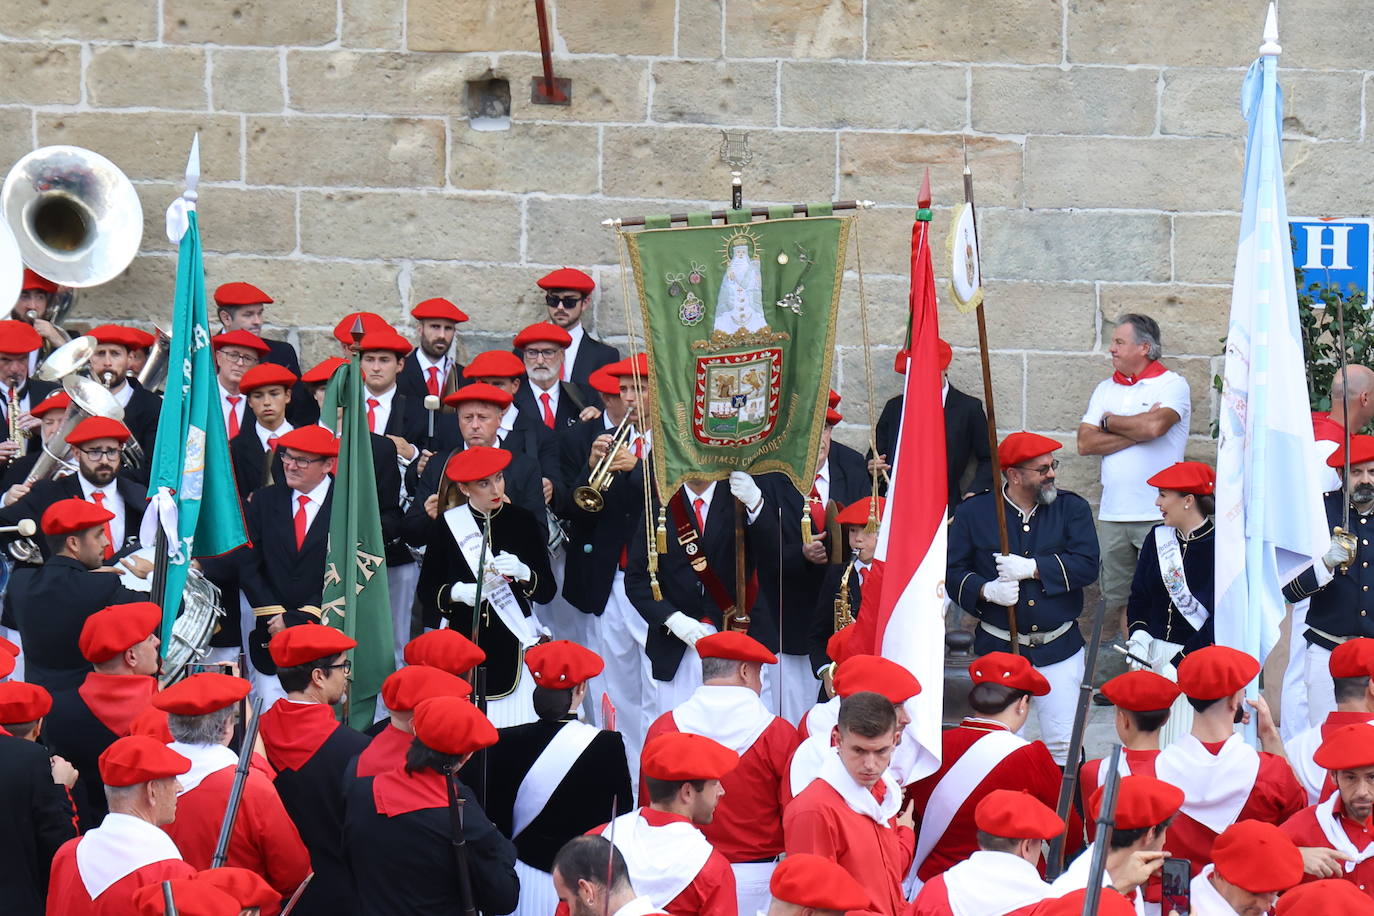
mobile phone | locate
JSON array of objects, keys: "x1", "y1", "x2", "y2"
[
  {"x1": 1161, "y1": 856, "x2": 1191, "y2": 916},
  {"x1": 187, "y1": 662, "x2": 234, "y2": 677}
]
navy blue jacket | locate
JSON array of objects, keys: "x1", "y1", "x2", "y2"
[
  {"x1": 1284, "y1": 491, "x2": 1372, "y2": 647},
  {"x1": 1127, "y1": 520, "x2": 1215, "y2": 664}
]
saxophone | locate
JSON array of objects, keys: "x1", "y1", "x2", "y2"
[
  {"x1": 834, "y1": 549, "x2": 858, "y2": 633},
  {"x1": 8, "y1": 384, "x2": 27, "y2": 446}
]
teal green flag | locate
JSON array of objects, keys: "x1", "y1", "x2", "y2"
[
  {"x1": 148, "y1": 201, "x2": 248, "y2": 645},
  {"x1": 625, "y1": 215, "x2": 850, "y2": 497},
  {"x1": 320, "y1": 359, "x2": 394, "y2": 729}
]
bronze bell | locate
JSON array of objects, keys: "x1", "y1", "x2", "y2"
[{"x1": 942, "y1": 628, "x2": 977, "y2": 726}]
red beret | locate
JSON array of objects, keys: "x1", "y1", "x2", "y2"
[
  {"x1": 1329, "y1": 434, "x2": 1374, "y2": 469},
  {"x1": 1276, "y1": 879, "x2": 1374, "y2": 915},
  {"x1": 411, "y1": 298, "x2": 469, "y2": 323},
  {"x1": 0, "y1": 652, "x2": 12, "y2": 679},
  {"x1": 20, "y1": 268, "x2": 57, "y2": 294},
  {"x1": 211, "y1": 329, "x2": 269, "y2": 355},
  {"x1": 332, "y1": 311, "x2": 394, "y2": 347},
  {"x1": 1099, "y1": 670, "x2": 1181, "y2": 712},
  {"x1": 825, "y1": 407, "x2": 843, "y2": 425},
  {"x1": 127, "y1": 705, "x2": 173, "y2": 743},
  {"x1": 302, "y1": 357, "x2": 349, "y2": 385},
  {"x1": 412, "y1": 695, "x2": 498, "y2": 755},
  {"x1": 463, "y1": 350, "x2": 526, "y2": 380},
  {"x1": 1314, "y1": 722, "x2": 1374, "y2": 770},
  {"x1": 1330, "y1": 638, "x2": 1374, "y2": 678},
  {"x1": 588, "y1": 365, "x2": 620, "y2": 397},
  {"x1": 191, "y1": 868, "x2": 281, "y2": 911},
  {"x1": 274, "y1": 424, "x2": 340, "y2": 458},
  {"x1": 1035, "y1": 889, "x2": 1137, "y2": 916},
  {"x1": 268, "y1": 623, "x2": 356, "y2": 669},
  {"x1": 936, "y1": 338, "x2": 953, "y2": 370},
  {"x1": 0, "y1": 320, "x2": 43, "y2": 355},
  {"x1": 41, "y1": 497, "x2": 115, "y2": 536},
  {"x1": 1211, "y1": 820, "x2": 1303, "y2": 893},
  {"x1": 969, "y1": 651, "x2": 1050, "y2": 696},
  {"x1": 0, "y1": 681, "x2": 51, "y2": 723},
  {"x1": 444, "y1": 382, "x2": 514, "y2": 411},
  {"x1": 359, "y1": 329, "x2": 414, "y2": 357},
  {"x1": 894, "y1": 349, "x2": 909, "y2": 375},
  {"x1": 151, "y1": 672, "x2": 250, "y2": 716},
  {"x1": 213, "y1": 282, "x2": 273, "y2": 307},
  {"x1": 997, "y1": 432, "x2": 1062, "y2": 470},
  {"x1": 514, "y1": 322, "x2": 573, "y2": 350},
  {"x1": 1088, "y1": 774, "x2": 1184, "y2": 830},
  {"x1": 1175, "y1": 645, "x2": 1259, "y2": 701},
  {"x1": 696, "y1": 631, "x2": 777, "y2": 665},
  {"x1": 833, "y1": 655, "x2": 921, "y2": 703},
  {"x1": 79, "y1": 601, "x2": 162, "y2": 663},
  {"x1": 380, "y1": 665, "x2": 472, "y2": 712},
  {"x1": 828, "y1": 389, "x2": 841, "y2": 409},
  {"x1": 641, "y1": 733, "x2": 739, "y2": 782},
  {"x1": 239, "y1": 362, "x2": 299, "y2": 394},
  {"x1": 607, "y1": 353, "x2": 650, "y2": 379},
  {"x1": 768, "y1": 853, "x2": 872, "y2": 911},
  {"x1": 404, "y1": 629, "x2": 486, "y2": 675},
  {"x1": 87, "y1": 324, "x2": 146, "y2": 350},
  {"x1": 126, "y1": 328, "x2": 157, "y2": 350},
  {"x1": 133, "y1": 879, "x2": 240, "y2": 916},
  {"x1": 835, "y1": 497, "x2": 885, "y2": 527},
  {"x1": 525, "y1": 640, "x2": 604, "y2": 688},
  {"x1": 98, "y1": 734, "x2": 191, "y2": 787},
  {"x1": 538, "y1": 268, "x2": 595, "y2": 294},
  {"x1": 444, "y1": 446, "x2": 511, "y2": 483},
  {"x1": 0, "y1": 634, "x2": 18, "y2": 656},
  {"x1": 67, "y1": 415, "x2": 131, "y2": 445},
  {"x1": 1146, "y1": 461, "x2": 1215, "y2": 495},
  {"x1": 29, "y1": 390, "x2": 70, "y2": 417},
  {"x1": 974, "y1": 789, "x2": 1065, "y2": 840}
]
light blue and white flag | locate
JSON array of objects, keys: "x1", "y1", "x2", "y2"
[{"x1": 1215, "y1": 4, "x2": 1331, "y2": 677}]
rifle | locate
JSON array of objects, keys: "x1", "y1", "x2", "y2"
[
  {"x1": 445, "y1": 768, "x2": 479, "y2": 916},
  {"x1": 279, "y1": 873, "x2": 314, "y2": 916},
  {"x1": 162, "y1": 880, "x2": 178, "y2": 916},
  {"x1": 210, "y1": 695, "x2": 264, "y2": 868},
  {"x1": 1081, "y1": 745, "x2": 1123, "y2": 916}
]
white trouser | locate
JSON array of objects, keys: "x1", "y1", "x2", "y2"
[
  {"x1": 770, "y1": 654, "x2": 820, "y2": 726},
  {"x1": 536, "y1": 549, "x2": 585, "y2": 646},
  {"x1": 513, "y1": 859, "x2": 558, "y2": 916},
  {"x1": 1303, "y1": 641, "x2": 1336, "y2": 728},
  {"x1": 731, "y1": 861, "x2": 777, "y2": 916},
  {"x1": 1280, "y1": 600, "x2": 1312, "y2": 741},
  {"x1": 1142, "y1": 639, "x2": 1193, "y2": 749},
  {"x1": 251, "y1": 669, "x2": 288, "y2": 706},
  {"x1": 642, "y1": 641, "x2": 708, "y2": 747},
  {"x1": 1030, "y1": 648, "x2": 1086, "y2": 765},
  {"x1": 1, "y1": 625, "x2": 23, "y2": 681},
  {"x1": 594, "y1": 572, "x2": 650, "y2": 778},
  {"x1": 387, "y1": 562, "x2": 420, "y2": 667}
]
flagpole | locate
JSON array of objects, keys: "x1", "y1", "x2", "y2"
[{"x1": 961, "y1": 160, "x2": 1018, "y2": 651}]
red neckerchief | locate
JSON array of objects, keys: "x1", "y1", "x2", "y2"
[
  {"x1": 258, "y1": 700, "x2": 340, "y2": 773},
  {"x1": 640, "y1": 807, "x2": 694, "y2": 829},
  {"x1": 1322, "y1": 710, "x2": 1374, "y2": 740},
  {"x1": 871, "y1": 781, "x2": 888, "y2": 803},
  {"x1": 0, "y1": 725, "x2": 10, "y2": 736},
  {"x1": 1200, "y1": 739, "x2": 1227, "y2": 756},
  {"x1": 372, "y1": 765, "x2": 448, "y2": 817},
  {"x1": 1335, "y1": 795, "x2": 1374, "y2": 849},
  {"x1": 78, "y1": 672, "x2": 157, "y2": 737},
  {"x1": 356, "y1": 724, "x2": 412, "y2": 778},
  {"x1": 1112, "y1": 360, "x2": 1167, "y2": 387}
]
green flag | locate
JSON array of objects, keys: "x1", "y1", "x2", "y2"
[
  {"x1": 320, "y1": 359, "x2": 394, "y2": 729},
  {"x1": 625, "y1": 213, "x2": 851, "y2": 496}
]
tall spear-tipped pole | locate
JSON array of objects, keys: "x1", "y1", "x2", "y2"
[{"x1": 962, "y1": 155, "x2": 1018, "y2": 651}]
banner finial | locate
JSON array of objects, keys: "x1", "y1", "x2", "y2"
[{"x1": 1260, "y1": 2, "x2": 1281, "y2": 56}]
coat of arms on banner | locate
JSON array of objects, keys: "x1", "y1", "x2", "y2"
[{"x1": 693, "y1": 347, "x2": 782, "y2": 446}]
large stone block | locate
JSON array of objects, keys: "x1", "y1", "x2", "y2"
[
  {"x1": 1161, "y1": 69, "x2": 1360, "y2": 140},
  {"x1": 409, "y1": 263, "x2": 555, "y2": 332},
  {"x1": 1097, "y1": 284, "x2": 1229, "y2": 358},
  {"x1": 245, "y1": 116, "x2": 445, "y2": 188},
  {"x1": 980, "y1": 210, "x2": 1172, "y2": 283},
  {"x1": 782, "y1": 63, "x2": 966, "y2": 131},
  {"x1": 342, "y1": 0, "x2": 404, "y2": 48},
  {"x1": 971, "y1": 67, "x2": 1157, "y2": 136},
  {"x1": 287, "y1": 51, "x2": 482, "y2": 116},
  {"x1": 834, "y1": 272, "x2": 912, "y2": 349},
  {"x1": 1282, "y1": 0, "x2": 1374, "y2": 70},
  {"x1": 1172, "y1": 214, "x2": 1239, "y2": 284},
  {"x1": 939, "y1": 281, "x2": 1099, "y2": 353},
  {"x1": 452, "y1": 123, "x2": 600, "y2": 194},
  {"x1": 724, "y1": 0, "x2": 863, "y2": 59},
  {"x1": 0, "y1": 109, "x2": 33, "y2": 170},
  {"x1": 1285, "y1": 141, "x2": 1374, "y2": 217},
  {"x1": 87, "y1": 46, "x2": 208, "y2": 110},
  {"x1": 407, "y1": 0, "x2": 538, "y2": 51},
  {"x1": 839, "y1": 133, "x2": 1022, "y2": 207},
  {"x1": 164, "y1": 0, "x2": 337, "y2": 46},
  {"x1": 69, "y1": 254, "x2": 177, "y2": 323},
  {"x1": 0, "y1": 0, "x2": 156, "y2": 40},
  {"x1": 651, "y1": 60, "x2": 779, "y2": 127},
  {"x1": 524, "y1": 197, "x2": 639, "y2": 267},
  {"x1": 1026, "y1": 352, "x2": 1214, "y2": 435},
  {"x1": 678, "y1": 0, "x2": 724, "y2": 58},
  {"x1": 868, "y1": 0, "x2": 1062, "y2": 63},
  {"x1": 211, "y1": 49, "x2": 284, "y2": 113},
  {"x1": 945, "y1": 351, "x2": 1027, "y2": 430},
  {"x1": 496, "y1": 55, "x2": 651, "y2": 124},
  {"x1": 1066, "y1": 1, "x2": 1254, "y2": 66},
  {"x1": 37, "y1": 112, "x2": 241, "y2": 182},
  {"x1": 1024, "y1": 137, "x2": 1242, "y2": 211},
  {"x1": 130, "y1": 183, "x2": 296, "y2": 256},
  {"x1": 557, "y1": 0, "x2": 676, "y2": 55},
  {"x1": 602, "y1": 127, "x2": 836, "y2": 203},
  {"x1": 0, "y1": 44, "x2": 81, "y2": 105},
  {"x1": 202, "y1": 256, "x2": 401, "y2": 327},
  {"x1": 299, "y1": 191, "x2": 521, "y2": 260}
]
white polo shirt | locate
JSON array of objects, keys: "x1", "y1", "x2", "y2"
[{"x1": 1081, "y1": 367, "x2": 1191, "y2": 521}]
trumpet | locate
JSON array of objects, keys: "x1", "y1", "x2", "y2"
[{"x1": 572, "y1": 413, "x2": 635, "y2": 512}]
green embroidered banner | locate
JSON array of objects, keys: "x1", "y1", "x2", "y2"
[{"x1": 625, "y1": 215, "x2": 851, "y2": 497}]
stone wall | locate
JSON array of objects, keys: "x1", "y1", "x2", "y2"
[{"x1": 0, "y1": 0, "x2": 1362, "y2": 499}]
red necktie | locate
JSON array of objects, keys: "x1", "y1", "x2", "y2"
[
  {"x1": 226, "y1": 395, "x2": 241, "y2": 438},
  {"x1": 857, "y1": 565, "x2": 867, "y2": 586},
  {"x1": 808, "y1": 475, "x2": 826, "y2": 532},
  {"x1": 267, "y1": 436, "x2": 279, "y2": 451},
  {"x1": 426, "y1": 366, "x2": 440, "y2": 397},
  {"x1": 540, "y1": 392, "x2": 555, "y2": 428},
  {"x1": 294, "y1": 494, "x2": 310, "y2": 549},
  {"x1": 367, "y1": 398, "x2": 380, "y2": 433},
  {"x1": 693, "y1": 497, "x2": 706, "y2": 532},
  {"x1": 90, "y1": 491, "x2": 114, "y2": 560},
  {"x1": 633, "y1": 436, "x2": 643, "y2": 459}
]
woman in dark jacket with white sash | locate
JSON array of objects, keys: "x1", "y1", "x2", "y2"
[{"x1": 1125, "y1": 460, "x2": 1216, "y2": 746}]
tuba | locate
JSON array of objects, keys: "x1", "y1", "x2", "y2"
[{"x1": 135, "y1": 325, "x2": 172, "y2": 393}]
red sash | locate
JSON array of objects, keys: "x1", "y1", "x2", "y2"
[{"x1": 667, "y1": 491, "x2": 757, "y2": 618}]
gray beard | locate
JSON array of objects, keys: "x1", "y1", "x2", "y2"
[{"x1": 1035, "y1": 484, "x2": 1059, "y2": 507}]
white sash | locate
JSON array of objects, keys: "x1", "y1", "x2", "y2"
[
  {"x1": 943, "y1": 850, "x2": 1053, "y2": 916},
  {"x1": 444, "y1": 504, "x2": 540, "y2": 647},
  {"x1": 511, "y1": 720, "x2": 601, "y2": 838},
  {"x1": 818, "y1": 748, "x2": 902, "y2": 824},
  {"x1": 1284, "y1": 724, "x2": 1326, "y2": 804},
  {"x1": 912, "y1": 729, "x2": 1027, "y2": 873},
  {"x1": 1155, "y1": 734, "x2": 1260, "y2": 833},
  {"x1": 1314, "y1": 793, "x2": 1374, "y2": 868},
  {"x1": 168, "y1": 741, "x2": 238, "y2": 795},
  {"x1": 671, "y1": 685, "x2": 775, "y2": 756},
  {"x1": 1094, "y1": 750, "x2": 1133, "y2": 787},
  {"x1": 1155, "y1": 527, "x2": 1209, "y2": 631},
  {"x1": 76, "y1": 813, "x2": 185, "y2": 899},
  {"x1": 609, "y1": 809, "x2": 713, "y2": 907}
]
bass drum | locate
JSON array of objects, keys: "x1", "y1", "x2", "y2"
[{"x1": 118, "y1": 546, "x2": 226, "y2": 685}]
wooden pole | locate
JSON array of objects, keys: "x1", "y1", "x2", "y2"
[{"x1": 602, "y1": 200, "x2": 873, "y2": 228}]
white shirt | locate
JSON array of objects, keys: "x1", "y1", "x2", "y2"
[
  {"x1": 290, "y1": 476, "x2": 332, "y2": 536},
  {"x1": 812, "y1": 459, "x2": 831, "y2": 507},
  {"x1": 413, "y1": 350, "x2": 453, "y2": 394},
  {"x1": 2, "y1": 385, "x2": 30, "y2": 422},
  {"x1": 110, "y1": 382, "x2": 134, "y2": 408},
  {"x1": 531, "y1": 379, "x2": 561, "y2": 425},
  {"x1": 499, "y1": 403, "x2": 518, "y2": 436},
  {"x1": 1081, "y1": 367, "x2": 1191, "y2": 521},
  {"x1": 364, "y1": 384, "x2": 397, "y2": 435},
  {"x1": 681, "y1": 480, "x2": 762, "y2": 525},
  {"x1": 1188, "y1": 865, "x2": 1240, "y2": 915},
  {"x1": 79, "y1": 476, "x2": 126, "y2": 550},
  {"x1": 218, "y1": 381, "x2": 246, "y2": 435},
  {"x1": 255, "y1": 420, "x2": 293, "y2": 451},
  {"x1": 563, "y1": 324, "x2": 586, "y2": 382}
]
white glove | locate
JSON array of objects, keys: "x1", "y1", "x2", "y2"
[
  {"x1": 491, "y1": 551, "x2": 531, "y2": 583},
  {"x1": 1125, "y1": 629, "x2": 1154, "y2": 672},
  {"x1": 995, "y1": 553, "x2": 1038, "y2": 581},
  {"x1": 980, "y1": 578, "x2": 1020, "y2": 607},
  {"x1": 449, "y1": 581, "x2": 478, "y2": 606},
  {"x1": 665, "y1": 611, "x2": 715, "y2": 646},
  {"x1": 1324, "y1": 536, "x2": 1356, "y2": 570},
  {"x1": 728, "y1": 471, "x2": 763, "y2": 511}
]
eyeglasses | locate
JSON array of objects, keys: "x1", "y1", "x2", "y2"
[
  {"x1": 218, "y1": 351, "x2": 259, "y2": 365},
  {"x1": 1014, "y1": 460, "x2": 1060, "y2": 475},
  {"x1": 523, "y1": 347, "x2": 562, "y2": 361},
  {"x1": 280, "y1": 453, "x2": 326, "y2": 468},
  {"x1": 77, "y1": 446, "x2": 122, "y2": 460},
  {"x1": 323, "y1": 659, "x2": 352, "y2": 675},
  {"x1": 545, "y1": 293, "x2": 583, "y2": 309}
]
